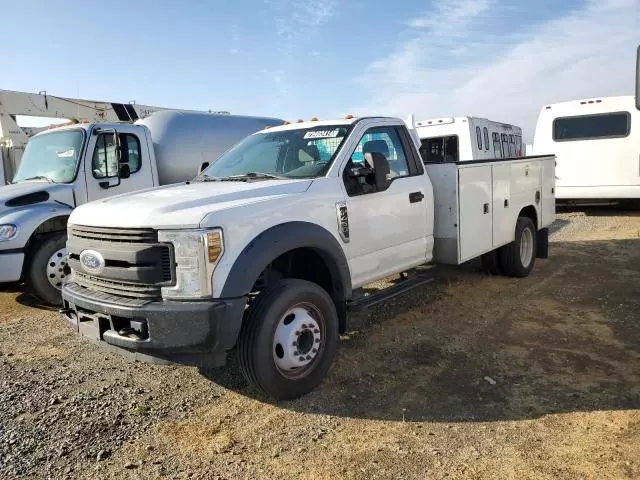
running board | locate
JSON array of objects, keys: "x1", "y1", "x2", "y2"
[{"x1": 348, "y1": 274, "x2": 434, "y2": 311}]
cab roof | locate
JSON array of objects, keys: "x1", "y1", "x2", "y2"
[{"x1": 256, "y1": 116, "x2": 402, "y2": 134}]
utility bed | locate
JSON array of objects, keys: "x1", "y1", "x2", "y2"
[{"x1": 426, "y1": 155, "x2": 556, "y2": 264}]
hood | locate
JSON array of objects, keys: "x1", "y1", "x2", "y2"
[
  {"x1": 69, "y1": 179, "x2": 313, "y2": 228},
  {"x1": 0, "y1": 181, "x2": 75, "y2": 212}
]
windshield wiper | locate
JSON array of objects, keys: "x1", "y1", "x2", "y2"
[
  {"x1": 20, "y1": 176, "x2": 56, "y2": 183},
  {"x1": 220, "y1": 172, "x2": 287, "y2": 181}
]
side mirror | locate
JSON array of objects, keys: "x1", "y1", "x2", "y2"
[
  {"x1": 364, "y1": 152, "x2": 390, "y2": 191},
  {"x1": 199, "y1": 161, "x2": 210, "y2": 173},
  {"x1": 119, "y1": 163, "x2": 131, "y2": 179}
]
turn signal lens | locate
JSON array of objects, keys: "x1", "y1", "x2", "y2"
[{"x1": 206, "y1": 231, "x2": 223, "y2": 263}]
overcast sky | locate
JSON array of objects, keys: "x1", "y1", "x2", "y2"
[{"x1": 4, "y1": 0, "x2": 638, "y2": 141}]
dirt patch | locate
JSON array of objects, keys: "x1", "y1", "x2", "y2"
[{"x1": 1, "y1": 208, "x2": 639, "y2": 480}]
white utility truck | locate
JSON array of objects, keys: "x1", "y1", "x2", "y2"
[
  {"x1": 532, "y1": 95, "x2": 639, "y2": 205},
  {"x1": 0, "y1": 111, "x2": 283, "y2": 304},
  {"x1": 410, "y1": 115, "x2": 524, "y2": 164},
  {"x1": 60, "y1": 114, "x2": 556, "y2": 400}
]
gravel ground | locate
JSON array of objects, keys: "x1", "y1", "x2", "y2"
[{"x1": 1, "y1": 208, "x2": 639, "y2": 480}]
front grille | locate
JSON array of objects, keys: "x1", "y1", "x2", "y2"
[
  {"x1": 73, "y1": 272, "x2": 162, "y2": 300},
  {"x1": 68, "y1": 225, "x2": 174, "y2": 302},
  {"x1": 69, "y1": 225, "x2": 158, "y2": 243}
]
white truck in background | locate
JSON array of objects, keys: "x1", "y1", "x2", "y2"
[
  {"x1": 0, "y1": 110, "x2": 283, "y2": 304},
  {"x1": 60, "y1": 114, "x2": 556, "y2": 400},
  {"x1": 530, "y1": 46, "x2": 640, "y2": 206},
  {"x1": 409, "y1": 115, "x2": 524, "y2": 164},
  {"x1": 532, "y1": 95, "x2": 639, "y2": 205},
  {"x1": 0, "y1": 89, "x2": 228, "y2": 184}
]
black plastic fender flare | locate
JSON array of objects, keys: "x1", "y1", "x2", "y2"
[{"x1": 220, "y1": 221, "x2": 352, "y2": 330}]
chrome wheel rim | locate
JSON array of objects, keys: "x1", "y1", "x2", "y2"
[
  {"x1": 46, "y1": 248, "x2": 69, "y2": 290},
  {"x1": 520, "y1": 227, "x2": 534, "y2": 268},
  {"x1": 273, "y1": 303, "x2": 325, "y2": 379}
]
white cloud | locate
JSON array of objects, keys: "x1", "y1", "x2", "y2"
[{"x1": 352, "y1": 0, "x2": 639, "y2": 141}]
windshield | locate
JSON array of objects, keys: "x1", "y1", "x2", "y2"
[
  {"x1": 197, "y1": 125, "x2": 352, "y2": 180},
  {"x1": 12, "y1": 129, "x2": 85, "y2": 184}
]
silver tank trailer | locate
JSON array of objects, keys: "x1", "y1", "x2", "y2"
[{"x1": 136, "y1": 111, "x2": 283, "y2": 184}]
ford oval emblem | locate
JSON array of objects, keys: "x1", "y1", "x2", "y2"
[{"x1": 79, "y1": 249, "x2": 105, "y2": 275}]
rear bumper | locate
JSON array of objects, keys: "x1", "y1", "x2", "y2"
[
  {"x1": 61, "y1": 282, "x2": 246, "y2": 367},
  {"x1": 0, "y1": 251, "x2": 24, "y2": 283}
]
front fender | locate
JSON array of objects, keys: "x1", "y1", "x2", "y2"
[
  {"x1": 0, "y1": 203, "x2": 73, "y2": 251},
  {"x1": 219, "y1": 221, "x2": 352, "y2": 301}
]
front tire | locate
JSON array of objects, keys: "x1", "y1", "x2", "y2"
[
  {"x1": 26, "y1": 232, "x2": 69, "y2": 306},
  {"x1": 237, "y1": 278, "x2": 339, "y2": 400},
  {"x1": 499, "y1": 217, "x2": 537, "y2": 277}
]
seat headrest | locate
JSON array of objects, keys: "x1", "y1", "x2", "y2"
[
  {"x1": 303, "y1": 144, "x2": 320, "y2": 162},
  {"x1": 362, "y1": 139, "x2": 389, "y2": 158}
]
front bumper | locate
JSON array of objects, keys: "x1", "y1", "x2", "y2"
[
  {"x1": 0, "y1": 251, "x2": 25, "y2": 283},
  {"x1": 61, "y1": 282, "x2": 246, "y2": 367}
]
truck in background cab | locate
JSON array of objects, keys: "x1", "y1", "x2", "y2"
[
  {"x1": 60, "y1": 115, "x2": 555, "y2": 400},
  {"x1": 0, "y1": 111, "x2": 282, "y2": 305}
]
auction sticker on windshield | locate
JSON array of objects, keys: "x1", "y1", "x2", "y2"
[{"x1": 304, "y1": 129, "x2": 340, "y2": 139}]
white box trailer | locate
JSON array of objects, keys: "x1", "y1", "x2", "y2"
[{"x1": 532, "y1": 95, "x2": 639, "y2": 204}]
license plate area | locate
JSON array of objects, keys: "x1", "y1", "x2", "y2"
[{"x1": 76, "y1": 308, "x2": 111, "y2": 341}]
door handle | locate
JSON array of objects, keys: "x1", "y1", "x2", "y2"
[
  {"x1": 409, "y1": 191, "x2": 424, "y2": 203},
  {"x1": 483, "y1": 203, "x2": 489, "y2": 214}
]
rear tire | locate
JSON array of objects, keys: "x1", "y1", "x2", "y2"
[
  {"x1": 26, "y1": 232, "x2": 69, "y2": 306},
  {"x1": 237, "y1": 278, "x2": 339, "y2": 400},
  {"x1": 499, "y1": 217, "x2": 536, "y2": 278}
]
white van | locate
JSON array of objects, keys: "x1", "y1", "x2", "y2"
[
  {"x1": 531, "y1": 95, "x2": 638, "y2": 204},
  {"x1": 408, "y1": 116, "x2": 524, "y2": 163}
]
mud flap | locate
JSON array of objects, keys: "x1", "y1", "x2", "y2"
[{"x1": 536, "y1": 228, "x2": 549, "y2": 259}]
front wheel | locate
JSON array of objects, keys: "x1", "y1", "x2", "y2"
[
  {"x1": 26, "y1": 232, "x2": 69, "y2": 306},
  {"x1": 499, "y1": 217, "x2": 537, "y2": 277},
  {"x1": 237, "y1": 278, "x2": 339, "y2": 400}
]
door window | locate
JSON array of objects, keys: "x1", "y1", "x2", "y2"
[
  {"x1": 344, "y1": 126, "x2": 411, "y2": 196},
  {"x1": 492, "y1": 132, "x2": 502, "y2": 158},
  {"x1": 92, "y1": 133, "x2": 141, "y2": 179}
]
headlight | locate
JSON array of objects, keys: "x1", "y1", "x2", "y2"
[
  {"x1": 158, "y1": 228, "x2": 224, "y2": 300},
  {"x1": 0, "y1": 224, "x2": 18, "y2": 242}
]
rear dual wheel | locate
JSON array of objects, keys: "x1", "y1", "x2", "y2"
[{"x1": 481, "y1": 216, "x2": 537, "y2": 278}]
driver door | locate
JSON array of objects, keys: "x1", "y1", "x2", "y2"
[
  {"x1": 341, "y1": 124, "x2": 429, "y2": 288},
  {"x1": 84, "y1": 125, "x2": 154, "y2": 202}
]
